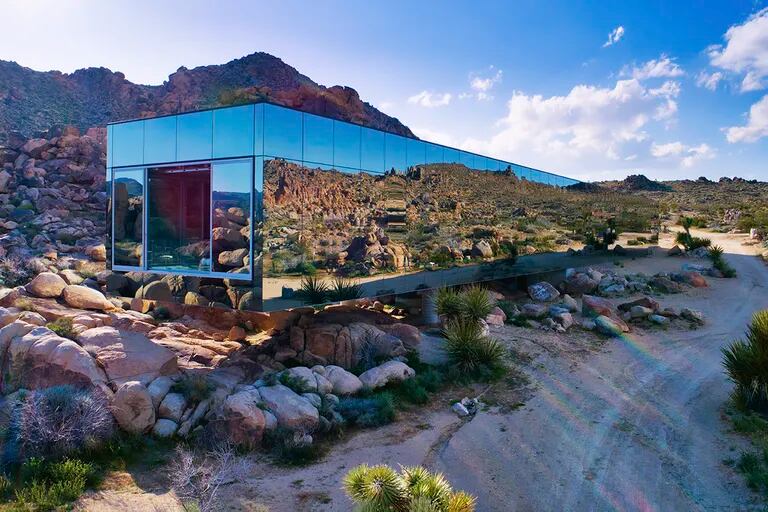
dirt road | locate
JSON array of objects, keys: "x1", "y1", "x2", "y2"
[{"x1": 433, "y1": 231, "x2": 768, "y2": 511}]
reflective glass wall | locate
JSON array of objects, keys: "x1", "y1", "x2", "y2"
[{"x1": 108, "y1": 102, "x2": 581, "y2": 312}]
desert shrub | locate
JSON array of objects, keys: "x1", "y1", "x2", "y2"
[
  {"x1": 337, "y1": 392, "x2": 396, "y2": 428},
  {"x1": 435, "y1": 287, "x2": 463, "y2": 322},
  {"x1": 5, "y1": 385, "x2": 115, "y2": 464},
  {"x1": 708, "y1": 245, "x2": 737, "y2": 278},
  {"x1": 171, "y1": 374, "x2": 215, "y2": 403},
  {"x1": 150, "y1": 305, "x2": 172, "y2": 321},
  {"x1": 736, "y1": 451, "x2": 768, "y2": 493},
  {"x1": 46, "y1": 317, "x2": 77, "y2": 341},
  {"x1": 168, "y1": 444, "x2": 252, "y2": 512},
  {"x1": 443, "y1": 319, "x2": 506, "y2": 379},
  {"x1": 327, "y1": 277, "x2": 363, "y2": 302},
  {"x1": 459, "y1": 285, "x2": 496, "y2": 324},
  {"x1": 343, "y1": 464, "x2": 476, "y2": 512},
  {"x1": 289, "y1": 260, "x2": 317, "y2": 276},
  {"x1": 675, "y1": 216, "x2": 712, "y2": 251},
  {"x1": 723, "y1": 310, "x2": 768, "y2": 412},
  {"x1": 0, "y1": 256, "x2": 32, "y2": 288},
  {"x1": 267, "y1": 428, "x2": 325, "y2": 466},
  {"x1": 496, "y1": 300, "x2": 518, "y2": 322},
  {"x1": 295, "y1": 275, "x2": 329, "y2": 305},
  {"x1": 13, "y1": 298, "x2": 35, "y2": 312},
  {"x1": 11, "y1": 457, "x2": 97, "y2": 510}
]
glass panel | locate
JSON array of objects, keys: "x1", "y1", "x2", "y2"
[
  {"x1": 212, "y1": 159, "x2": 252, "y2": 276},
  {"x1": 112, "y1": 168, "x2": 144, "y2": 267},
  {"x1": 143, "y1": 116, "x2": 176, "y2": 164},
  {"x1": 254, "y1": 103, "x2": 264, "y2": 156},
  {"x1": 361, "y1": 127, "x2": 385, "y2": 172},
  {"x1": 214, "y1": 105, "x2": 254, "y2": 158},
  {"x1": 107, "y1": 125, "x2": 113, "y2": 168},
  {"x1": 177, "y1": 111, "x2": 213, "y2": 161},
  {"x1": 264, "y1": 104, "x2": 302, "y2": 161},
  {"x1": 385, "y1": 134, "x2": 407, "y2": 172},
  {"x1": 425, "y1": 143, "x2": 444, "y2": 164},
  {"x1": 112, "y1": 122, "x2": 143, "y2": 167},
  {"x1": 303, "y1": 113, "x2": 333, "y2": 165},
  {"x1": 444, "y1": 147, "x2": 459, "y2": 163},
  {"x1": 147, "y1": 164, "x2": 211, "y2": 272},
  {"x1": 334, "y1": 121, "x2": 361, "y2": 169},
  {"x1": 407, "y1": 139, "x2": 425, "y2": 168},
  {"x1": 460, "y1": 151, "x2": 474, "y2": 168},
  {"x1": 249, "y1": 156, "x2": 264, "y2": 309}
]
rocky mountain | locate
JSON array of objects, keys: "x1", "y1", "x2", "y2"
[
  {"x1": 0, "y1": 52, "x2": 414, "y2": 141},
  {"x1": 602, "y1": 174, "x2": 673, "y2": 193}
]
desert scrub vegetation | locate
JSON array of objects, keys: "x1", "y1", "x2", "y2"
[
  {"x1": 295, "y1": 275, "x2": 364, "y2": 305},
  {"x1": 0, "y1": 257, "x2": 32, "y2": 288},
  {"x1": 707, "y1": 245, "x2": 737, "y2": 278},
  {"x1": 172, "y1": 373, "x2": 215, "y2": 403},
  {"x1": 45, "y1": 317, "x2": 77, "y2": 341},
  {"x1": 725, "y1": 410, "x2": 768, "y2": 497},
  {"x1": 343, "y1": 464, "x2": 476, "y2": 511},
  {"x1": 675, "y1": 216, "x2": 712, "y2": 252},
  {"x1": 722, "y1": 310, "x2": 768, "y2": 412},
  {"x1": 443, "y1": 319, "x2": 506, "y2": 380},
  {"x1": 436, "y1": 285, "x2": 495, "y2": 324},
  {"x1": 0, "y1": 385, "x2": 174, "y2": 510}
]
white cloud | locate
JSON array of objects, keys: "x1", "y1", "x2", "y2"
[
  {"x1": 411, "y1": 127, "x2": 457, "y2": 147},
  {"x1": 461, "y1": 78, "x2": 688, "y2": 173},
  {"x1": 407, "y1": 91, "x2": 452, "y2": 108},
  {"x1": 623, "y1": 54, "x2": 685, "y2": 80},
  {"x1": 725, "y1": 94, "x2": 768, "y2": 143},
  {"x1": 695, "y1": 71, "x2": 724, "y2": 91},
  {"x1": 467, "y1": 67, "x2": 503, "y2": 100},
  {"x1": 603, "y1": 26, "x2": 625, "y2": 47},
  {"x1": 651, "y1": 141, "x2": 715, "y2": 167},
  {"x1": 708, "y1": 8, "x2": 768, "y2": 92}
]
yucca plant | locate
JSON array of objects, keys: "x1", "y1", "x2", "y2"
[
  {"x1": 443, "y1": 319, "x2": 506, "y2": 376},
  {"x1": 708, "y1": 245, "x2": 725, "y2": 261},
  {"x1": 435, "y1": 287, "x2": 463, "y2": 322},
  {"x1": 343, "y1": 464, "x2": 476, "y2": 512},
  {"x1": 295, "y1": 275, "x2": 329, "y2": 305},
  {"x1": 723, "y1": 310, "x2": 768, "y2": 412},
  {"x1": 459, "y1": 286, "x2": 496, "y2": 324},
  {"x1": 328, "y1": 277, "x2": 364, "y2": 302}
]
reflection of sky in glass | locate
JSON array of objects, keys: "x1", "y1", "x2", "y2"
[{"x1": 212, "y1": 159, "x2": 251, "y2": 197}]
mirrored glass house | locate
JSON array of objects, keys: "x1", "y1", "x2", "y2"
[{"x1": 106, "y1": 102, "x2": 582, "y2": 312}]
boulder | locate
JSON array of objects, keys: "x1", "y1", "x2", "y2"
[
  {"x1": 471, "y1": 240, "x2": 493, "y2": 258},
  {"x1": 77, "y1": 327, "x2": 178, "y2": 385},
  {"x1": 680, "y1": 271, "x2": 708, "y2": 288},
  {"x1": 138, "y1": 280, "x2": 173, "y2": 302},
  {"x1": 283, "y1": 366, "x2": 318, "y2": 392},
  {"x1": 324, "y1": 365, "x2": 363, "y2": 395},
  {"x1": 563, "y1": 272, "x2": 599, "y2": 295},
  {"x1": 26, "y1": 272, "x2": 67, "y2": 298},
  {"x1": 358, "y1": 361, "x2": 416, "y2": 389},
  {"x1": 152, "y1": 418, "x2": 178, "y2": 438},
  {"x1": 521, "y1": 303, "x2": 548, "y2": 319},
  {"x1": 257, "y1": 384, "x2": 319, "y2": 431},
  {"x1": 561, "y1": 294, "x2": 579, "y2": 313},
  {"x1": 158, "y1": 392, "x2": 187, "y2": 422},
  {"x1": 222, "y1": 388, "x2": 266, "y2": 448},
  {"x1": 314, "y1": 373, "x2": 333, "y2": 395},
  {"x1": 630, "y1": 306, "x2": 654, "y2": 319},
  {"x1": 147, "y1": 376, "x2": 174, "y2": 408},
  {"x1": 86, "y1": 244, "x2": 107, "y2": 262},
  {"x1": 552, "y1": 312, "x2": 574, "y2": 330},
  {"x1": 649, "y1": 314, "x2": 670, "y2": 326},
  {"x1": 681, "y1": 308, "x2": 705, "y2": 324},
  {"x1": 2, "y1": 324, "x2": 108, "y2": 393},
  {"x1": 228, "y1": 325, "x2": 246, "y2": 342},
  {"x1": 667, "y1": 245, "x2": 683, "y2": 256},
  {"x1": 379, "y1": 323, "x2": 421, "y2": 349},
  {"x1": 595, "y1": 315, "x2": 625, "y2": 337},
  {"x1": 527, "y1": 282, "x2": 560, "y2": 302},
  {"x1": 112, "y1": 381, "x2": 156, "y2": 433},
  {"x1": 618, "y1": 297, "x2": 660, "y2": 313},
  {"x1": 18, "y1": 312, "x2": 46, "y2": 326},
  {"x1": 582, "y1": 295, "x2": 615, "y2": 318},
  {"x1": 649, "y1": 276, "x2": 683, "y2": 294},
  {"x1": 63, "y1": 285, "x2": 112, "y2": 310}
]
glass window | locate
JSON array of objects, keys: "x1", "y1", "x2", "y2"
[
  {"x1": 214, "y1": 105, "x2": 254, "y2": 158},
  {"x1": 361, "y1": 127, "x2": 385, "y2": 172},
  {"x1": 212, "y1": 159, "x2": 252, "y2": 276},
  {"x1": 143, "y1": 116, "x2": 176, "y2": 164},
  {"x1": 460, "y1": 151, "x2": 474, "y2": 169},
  {"x1": 112, "y1": 122, "x2": 143, "y2": 167},
  {"x1": 147, "y1": 164, "x2": 211, "y2": 272},
  {"x1": 264, "y1": 104, "x2": 302, "y2": 161},
  {"x1": 107, "y1": 124, "x2": 113, "y2": 167},
  {"x1": 444, "y1": 147, "x2": 459, "y2": 164},
  {"x1": 425, "y1": 143, "x2": 444, "y2": 164},
  {"x1": 254, "y1": 103, "x2": 264, "y2": 156},
  {"x1": 112, "y1": 168, "x2": 144, "y2": 267},
  {"x1": 177, "y1": 111, "x2": 213, "y2": 161},
  {"x1": 303, "y1": 113, "x2": 333, "y2": 165},
  {"x1": 385, "y1": 134, "x2": 407, "y2": 172},
  {"x1": 407, "y1": 139, "x2": 425, "y2": 168},
  {"x1": 334, "y1": 121, "x2": 361, "y2": 169}
]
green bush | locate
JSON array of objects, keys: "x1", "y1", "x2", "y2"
[
  {"x1": 295, "y1": 275, "x2": 329, "y2": 304},
  {"x1": 708, "y1": 245, "x2": 737, "y2": 278},
  {"x1": 435, "y1": 287, "x2": 463, "y2": 322},
  {"x1": 327, "y1": 277, "x2": 363, "y2": 302},
  {"x1": 14, "y1": 457, "x2": 96, "y2": 510},
  {"x1": 337, "y1": 392, "x2": 396, "y2": 428},
  {"x1": 171, "y1": 374, "x2": 215, "y2": 403},
  {"x1": 343, "y1": 464, "x2": 476, "y2": 512},
  {"x1": 460, "y1": 285, "x2": 496, "y2": 323},
  {"x1": 723, "y1": 310, "x2": 768, "y2": 412},
  {"x1": 443, "y1": 319, "x2": 506, "y2": 378},
  {"x1": 46, "y1": 317, "x2": 77, "y2": 341}
]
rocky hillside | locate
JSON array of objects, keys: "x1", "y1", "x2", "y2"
[
  {"x1": 0, "y1": 52, "x2": 414, "y2": 141},
  {"x1": 601, "y1": 174, "x2": 672, "y2": 193}
]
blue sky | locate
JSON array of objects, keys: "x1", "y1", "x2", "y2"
[{"x1": 2, "y1": 0, "x2": 768, "y2": 182}]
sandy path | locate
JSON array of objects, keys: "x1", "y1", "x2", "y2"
[{"x1": 433, "y1": 231, "x2": 768, "y2": 511}]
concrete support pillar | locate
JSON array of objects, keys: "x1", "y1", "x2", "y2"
[{"x1": 421, "y1": 288, "x2": 439, "y2": 326}]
